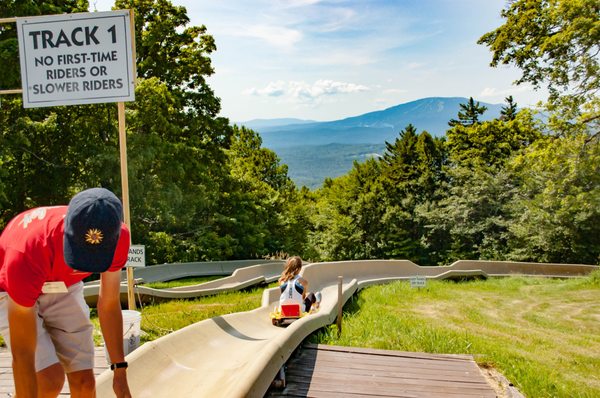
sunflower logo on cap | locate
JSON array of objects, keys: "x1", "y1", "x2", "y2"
[{"x1": 85, "y1": 228, "x2": 104, "y2": 245}]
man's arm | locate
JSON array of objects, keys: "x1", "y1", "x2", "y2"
[
  {"x1": 98, "y1": 270, "x2": 131, "y2": 398},
  {"x1": 7, "y1": 297, "x2": 37, "y2": 398}
]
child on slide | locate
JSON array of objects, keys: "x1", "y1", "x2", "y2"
[{"x1": 278, "y1": 256, "x2": 321, "y2": 313}]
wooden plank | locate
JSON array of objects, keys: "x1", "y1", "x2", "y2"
[
  {"x1": 287, "y1": 373, "x2": 493, "y2": 392},
  {"x1": 282, "y1": 383, "x2": 494, "y2": 398},
  {"x1": 286, "y1": 366, "x2": 485, "y2": 384},
  {"x1": 289, "y1": 349, "x2": 483, "y2": 375},
  {"x1": 298, "y1": 347, "x2": 476, "y2": 366},
  {"x1": 0, "y1": 347, "x2": 109, "y2": 396},
  {"x1": 282, "y1": 385, "x2": 420, "y2": 398},
  {"x1": 266, "y1": 344, "x2": 498, "y2": 398},
  {"x1": 284, "y1": 377, "x2": 496, "y2": 397},
  {"x1": 290, "y1": 355, "x2": 480, "y2": 373},
  {"x1": 307, "y1": 344, "x2": 474, "y2": 361}
]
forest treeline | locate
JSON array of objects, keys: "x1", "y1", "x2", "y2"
[{"x1": 1, "y1": 0, "x2": 598, "y2": 266}]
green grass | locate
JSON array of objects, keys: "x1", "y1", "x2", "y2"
[
  {"x1": 143, "y1": 275, "x2": 224, "y2": 289},
  {"x1": 309, "y1": 272, "x2": 600, "y2": 398}
]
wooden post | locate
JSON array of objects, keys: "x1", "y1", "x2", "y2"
[
  {"x1": 0, "y1": 89, "x2": 22, "y2": 95},
  {"x1": 120, "y1": 9, "x2": 137, "y2": 311},
  {"x1": 118, "y1": 101, "x2": 135, "y2": 310},
  {"x1": 336, "y1": 276, "x2": 343, "y2": 337}
]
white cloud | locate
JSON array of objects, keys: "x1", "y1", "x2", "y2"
[
  {"x1": 244, "y1": 81, "x2": 287, "y2": 97},
  {"x1": 245, "y1": 79, "x2": 370, "y2": 102},
  {"x1": 239, "y1": 25, "x2": 302, "y2": 49},
  {"x1": 277, "y1": 0, "x2": 323, "y2": 7}
]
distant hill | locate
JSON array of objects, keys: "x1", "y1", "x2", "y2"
[
  {"x1": 276, "y1": 143, "x2": 386, "y2": 189},
  {"x1": 237, "y1": 118, "x2": 317, "y2": 131},
  {"x1": 254, "y1": 97, "x2": 503, "y2": 149},
  {"x1": 241, "y1": 97, "x2": 505, "y2": 189}
]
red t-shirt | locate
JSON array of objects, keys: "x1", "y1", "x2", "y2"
[{"x1": 0, "y1": 206, "x2": 130, "y2": 307}]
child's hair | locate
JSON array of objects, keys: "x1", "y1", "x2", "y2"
[{"x1": 279, "y1": 256, "x2": 303, "y2": 283}]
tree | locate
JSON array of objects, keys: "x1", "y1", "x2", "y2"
[
  {"x1": 115, "y1": 0, "x2": 220, "y2": 116},
  {"x1": 382, "y1": 124, "x2": 418, "y2": 190},
  {"x1": 418, "y1": 166, "x2": 517, "y2": 263},
  {"x1": 478, "y1": 0, "x2": 600, "y2": 109},
  {"x1": 0, "y1": 0, "x2": 262, "y2": 263},
  {"x1": 228, "y1": 126, "x2": 293, "y2": 192},
  {"x1": 500, "y1": 96, "x2": 518, "y2": 121},
  {"x1": 224, "y1": 125, "x2": 303, "y2": 257},
  {"x1": 506, "y1": 133, "x2": 600, "y2": 264},
  {"x1": 374, "y1": 125, "x2": 447, "y2": 263},
  {"x1": 1, "y1": 1, "x2": 101, "y2": 223},
  {"x1": 446, "y1": 110, "x2": 542, "y2": 168},
  {"x1": 0, "y1": 1, "x2": 89, "y2": 89},
  {"x1": 309, "y1": 159, "x2": 385, "y2": 261},
  {"x1": 448, "y1": 97, "x2": 488, "y2": 127}
]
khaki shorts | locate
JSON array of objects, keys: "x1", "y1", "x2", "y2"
[{"x1": 0, "y1": 281, "x2": 94, "y2": 373}]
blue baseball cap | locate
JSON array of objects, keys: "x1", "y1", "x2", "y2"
[{"x1": 63, "y1": 188, "x2": 124, "y2": 273}]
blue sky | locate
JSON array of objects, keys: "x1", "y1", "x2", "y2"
[{"x1": 90, "y1": 0, "x2": 547, "y2": 122}]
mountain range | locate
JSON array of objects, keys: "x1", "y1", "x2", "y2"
[
  {"x1": 241, "y1": 97, "x2": 504, "y2": 149},
  {"x1": 238, "y1": 97, "x2": 505, "y2": 189}
]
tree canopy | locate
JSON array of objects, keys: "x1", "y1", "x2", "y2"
[{"x1": 479, "y1": 0, "x2": 599, "y2": 104}]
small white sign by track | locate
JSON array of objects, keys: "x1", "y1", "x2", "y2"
[
  {"x1": 410, "y1": 276, "x2": 426, "y2": 288},
  {"x1": 126, "y1": 245, "x2": 145, "y2": 268},
  {"x1": 16, "y1": 10, "x2": 135, "y2": 108}
]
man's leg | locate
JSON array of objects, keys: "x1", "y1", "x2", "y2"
[
  {"x1": 66, "y1": 369, "x2": 96, "y2": 398},
  {"x1": 0, "y1": 293, "x2": 64, "y2": 398},
  {"x1": 37, "y1": 363, "x2": 65, "y2": 398},
  {"x1": 38, "y1": 283, "x2": 96, "y2": 396}
]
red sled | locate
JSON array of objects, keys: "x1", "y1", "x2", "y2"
[{"x1": 270, "y1": 303, "x2": 305, "y2": 326}]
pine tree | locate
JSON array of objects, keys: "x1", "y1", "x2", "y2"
[
  {"x1": 448, "y1": 97, "x2": 488, "y2": 126},
  {"x1": 500, "y1": 96, "x2": 518, "y2": 121}
]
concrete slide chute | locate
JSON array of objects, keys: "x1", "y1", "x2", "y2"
[{"x1": 84, "y1": 260, "x2": 285, "y2": 306}]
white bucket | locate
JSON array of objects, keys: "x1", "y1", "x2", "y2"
[
  {"x1": 105, "y1": 310, "x2": 141, "y2": 364},
  {"x1": 122, "y1": 310, "x2": 141, "y2": 355}
]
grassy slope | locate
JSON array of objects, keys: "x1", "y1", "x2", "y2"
[{"x1": 310, "y1": 273, "x2": 600, "y2": 398}]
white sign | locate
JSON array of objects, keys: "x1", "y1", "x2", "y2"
[
  {"x1": 16, "y1": 10, "x2": 135, "y2": 108},
  {"x1": 410, "y1": 276, "x2": 426, "y2": 288},
  {"x1": 126, "y1": 245, "x2": 145, "y2": 268}
]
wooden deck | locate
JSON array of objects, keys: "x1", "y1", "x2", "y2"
[
  {"x1": 266, "y1": 344, "x2": 498, "y2": 398},
  {"x1": 0, "y1": 347, "x2": 109, "y2": 397}
]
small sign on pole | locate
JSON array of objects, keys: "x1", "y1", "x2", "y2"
[
  {"x1": 410, "y1": 276, "x2": 427, "y2": 288},
  {"x1": 126, "y1": 244, "x2": 145, "y2": 268},
  {"x1": 16, "y1": 10, "x2": 135, "y2": 108}
]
